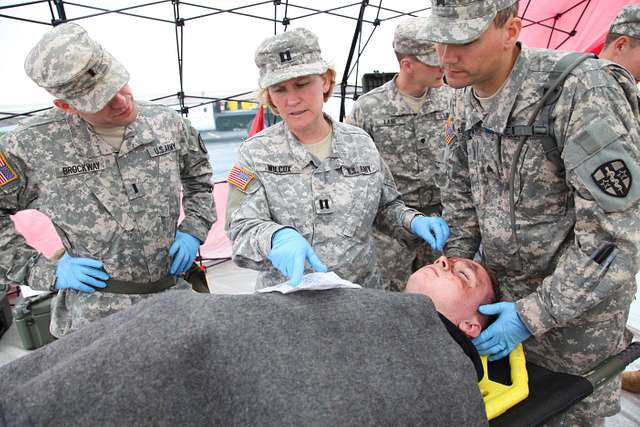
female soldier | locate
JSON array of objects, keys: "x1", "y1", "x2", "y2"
[{"x1": 226, "y1": 27, "x2": 448, "y2": 289}]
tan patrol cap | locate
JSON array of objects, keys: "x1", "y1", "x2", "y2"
[
  {"x1": 254, "y1": 27, "x2": 329, "y2": 89},
  {"x1": 24, "y1": 22, "x2": 130, "y2": 113},
  {"x1": 393, "y1": 17, "x2": 439, "y2": 66},
  {"x1": 610, "y1": 4, "x2": 640, "y2": 40}
]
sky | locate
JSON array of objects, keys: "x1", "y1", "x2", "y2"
[{"x1": 0, "y1": 0, "x2": 433, "y2": 120}]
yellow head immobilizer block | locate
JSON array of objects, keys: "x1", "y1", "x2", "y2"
[{"x1": 479, "y1": 344, "x2": 529, "y2": 420}]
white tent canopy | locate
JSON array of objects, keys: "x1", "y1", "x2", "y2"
[{"x1": 0, "y1": 0, "x2": 433, "y2": 123}]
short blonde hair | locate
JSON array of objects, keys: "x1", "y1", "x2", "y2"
[{"x1": 256, "y1": 67, "x2": 337, "y2": 115}]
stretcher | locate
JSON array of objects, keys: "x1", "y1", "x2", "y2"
[{"x1": 483, "y1": 341, "x2": 640, "y2": 426}]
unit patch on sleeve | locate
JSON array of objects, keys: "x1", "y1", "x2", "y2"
[
  {"x1": 228, "y1": 164, "x2": 256, "y2": 191},
  {"x1": 0, "y1": 152, "x2": 19, "y2": 187},
  {"x1": 591, "y1": 159, "x2": 632, "y2": 198},
  {"x1": 198, "y1": 134, "x2": 207, "y2": 154}
]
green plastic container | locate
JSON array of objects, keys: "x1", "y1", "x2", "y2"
[
  {"x1": 14, "y1": 292, "x2": 57, "y2": 350},
  {"x1": 0, "y1": 290, "x2": 12, "y2": 339}
]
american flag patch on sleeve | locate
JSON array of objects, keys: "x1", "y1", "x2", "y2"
[
  {"x1": 444, "y1": 115, "x2": 456, "y2": 145},
  {"x1": 227, "y1": 164, "x2": 256, "y2": 191},
  {"x1": 0, "y1": 152, "x2": 18, "y2": 187}
]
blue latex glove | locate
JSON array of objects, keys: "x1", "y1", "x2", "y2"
[
  {"x1": 472, "y1": 302, "x2": 532, "y2": 361},
  {"x1": 55, "y1": 253, "x2": 110, "y2": 293},
  {"x1": 410, "y1": 216, "x2": 450, "y2": 252},
  {"x1": 268, "y1": 228, "x2": 328, "y2": 286},
  {"x1": 169, "y1": 231, "x2": 201, "y2": 275}
]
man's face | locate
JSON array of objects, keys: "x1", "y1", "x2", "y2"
[
  {"x1": 405, "y1": 256, "x2": 494, "y2": 334},
  {"x1": 410, "y1": 57, "x2": 445, "y2": 89},
  {"x1": 75, "y1": 84, "x2": 138, "y2": 128},
  {"x1": 435, "y1": 19, "x2": 519, "y2": 94}
]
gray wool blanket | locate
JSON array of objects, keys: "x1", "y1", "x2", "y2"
[{"x1": 0, "y1": 288, "x2": 487, "y2": 426}]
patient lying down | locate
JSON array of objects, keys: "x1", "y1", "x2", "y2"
[
  {"x1": 405, "y1": 255, "x2": 496, "y2": 338},
  {"x1": 0, "y1": 256, "x2": 495, "y2": 427}
]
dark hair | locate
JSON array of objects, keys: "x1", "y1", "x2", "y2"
[
  {"x1": 494, "y1": 1, "x2": 520, "y2": 28},
  {"x1": 479, "y1": 262, "x2": 501, "y2": 304},
  {"x1": 604, "y1": 32, "x2": 640, "y2": 49}
]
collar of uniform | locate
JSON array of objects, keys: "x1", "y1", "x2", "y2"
[
  {"x1": 392, "y1": 74, "x2": 451, "y2": 116},
  {"x1": 328, "y1": 114, "x2": 357, "y2": 163},
  {"x1": 387, "y1": 75, "x2": 418, "y2": 117},
  {"x1": 424, "y1": 85, "x2": 452, "y2": 115},
  {"x1": 282, "y1": 119, "x2": 320, "y2": 168},
  {"x1": 71, "y1": 101, "x2": 144, "y2": 155},
  {"x1": 462, "y1": 42, "x2": 528, "y2": 133},
  {"x1": 67, "y1": 114, "x2": 113, "y2": 158},
  {"x1": 462, "y1": 88, "x2": 483, "y2": 131},
  {"x1": 118, "y1": 105, "x2": 152, "y2": 154}
]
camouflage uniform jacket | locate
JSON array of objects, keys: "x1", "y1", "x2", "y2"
[
  {"x1": 0, "y1": 102, "x2": 215, "y2": 336},
  {"x1": 350, "y1": 76, "x2": 452, "y2": 210},
  {"x1": 443, "y1": 46, "x2": 640, "y2": 377},
  {"x1": 227, "y1": 116, "x2": 421, "y2": 289}
]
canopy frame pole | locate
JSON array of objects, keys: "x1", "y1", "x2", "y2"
[{"x1": 340, "y1": 0, "x2": 368, "y2": 122}]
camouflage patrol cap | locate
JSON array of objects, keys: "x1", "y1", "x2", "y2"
[
  {"x1": 24, "y1": 22, "x2": 129, "y2": 113},
  {"x1": 255, "y1": 27, "x2": 329, "y2": 88},
  {"x1": 420, "y1": 0, "x2": 518, "y2": 45},
  {"x1": 393, "y1": 17, "x2": 439, "y2": 66},
  {"x1": 609, "y1": 4, "x2": 640, "y2": 40}
]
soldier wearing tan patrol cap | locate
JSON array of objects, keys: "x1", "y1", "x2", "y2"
[
  {"x1": 421, "y1": 0, "x2": 640, "y2": 425},
  {"x1": 600, "y1": 4, "x2": 640, "y2": 82},
  {"x1": 601, "y1": 4, "x2": 640, "y2": 83},
  {"x1": 0, "y1": 23, "x2": 216, "y2": 337},
  {"x1": 348, "y1": 17, "x2": 452, "y2": 292},
  {"x1": 225, "y1": 27, "x2": 450, "y2": 290},
  {"x1": 603, "y1": 3, "x2": 640, "y2": 398}
]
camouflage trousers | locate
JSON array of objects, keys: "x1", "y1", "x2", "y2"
[
  {"x1": 51, "y1": 277, "x2": 193, "y2": 337},
  {"x1": 542, "y1": 375, "x2": 620, "y2": 427},
  {"x1": 372, "y1": 230, "x2": 438, "y2": 292}
]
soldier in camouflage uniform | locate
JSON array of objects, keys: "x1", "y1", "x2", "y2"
[
  {"x1": 349, "y1": 17, "x2": 453, "y2": 291},
  {"x1": 226, "y1": 28, "x2": 449, "y2": 290},
  {"x1": 601, "y1": 4, "x2": 640, "y2": 83},
  {"x1": 421, "y1": 0, "x2": 640, "y2": 425},
  {"x1": 602, "y1": 3, "x2": 640, "y2": 395},
  {"x1": 0, "y1": 23, "x2": 215, "y2": 337}
]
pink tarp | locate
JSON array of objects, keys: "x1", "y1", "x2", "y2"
[
  {"x1": 518, "y1": 0, "x2": 638, "y2": 53},
  {"x1": 10, "y1": 182, "x2": 232, "y2": 261},
  {"x1": 200, "y1": 182, "x2": 232, "y2": 260}
]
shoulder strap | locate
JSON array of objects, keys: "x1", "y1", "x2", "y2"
[
  {"x1": 543, "y1": 52, "x2": 596, "y2": 105},
  {"x1": 503, "y1": 52, "x2": 595, "y2": 174}
]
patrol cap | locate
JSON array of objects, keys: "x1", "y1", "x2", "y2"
[
  {"x1": 24, "y1": 22, "x2": 130, "y2": 113},
  {"x1": 420, "y1": 0, "x2": 518, "y2": 45},
  {"x1": 609, "y1": 4, "x2": 640, "y2": 40},
  {"x1": 393, "y1": 17, "x2": 439, "y2": 66},
  {"x1": 255, "y1": 27, "x2": 329, "y2": 89}
]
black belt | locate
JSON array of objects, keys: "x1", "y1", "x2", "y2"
[{"x1": 99, "y1": 276, "x2": 178, "y2": 294}]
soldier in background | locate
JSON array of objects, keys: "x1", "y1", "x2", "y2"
[
  {"x1": 422, "y1": 0, "x2": 640, "y2": 424},
  {"x1": 0, "y1": 23, "x2": 215, "y2": 337},
  {"x1": 226, "y1": 28, "x2": 449, "y2": 290},
  {"x1": 349, "y1": 17, "x2": 453, "y2": 291},
  {"x1": 600, "y1": 4, "x2": 640, "y2": 83}
]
